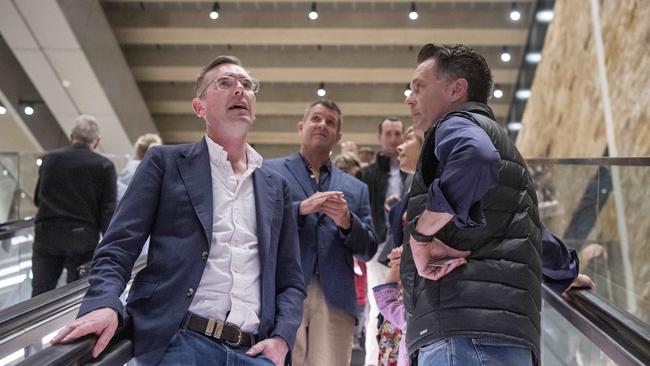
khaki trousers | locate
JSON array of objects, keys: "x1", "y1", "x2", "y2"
[{"x1": 293, "y1": 279, "x2": 355, "y2": 366}]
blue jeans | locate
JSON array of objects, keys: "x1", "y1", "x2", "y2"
[
  {"x1": 157, "y1": 329, "x2": 274, "y2": 366},
  {"x1": 417, "y1": 336, "x2": 533, "y2": 366}
]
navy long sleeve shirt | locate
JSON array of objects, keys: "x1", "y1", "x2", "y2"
[{"x1": 425, "y1": 115, "x2": 578, "y2": 292}]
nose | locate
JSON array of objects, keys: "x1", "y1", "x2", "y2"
[
  {"x1": 397, "y1": 143, "x2": 405, "y2": 154},
  {"x1": 233, "y1": 80, "x2": 245, "y2": 95},
  {"x1": 404, "y1": 94, "x2": 414, "y2": 105}
]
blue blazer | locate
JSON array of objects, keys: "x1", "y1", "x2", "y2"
[
  {"x1": 78, "y1": 140, "x2": 306, "y2": 366},
  {"x1": 265, "y1": 154, "x2": 377, "y2": 319}
]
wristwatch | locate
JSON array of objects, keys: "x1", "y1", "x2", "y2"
[{"x1": 406, "y1": 216, "x2": 435, "y2": 243}]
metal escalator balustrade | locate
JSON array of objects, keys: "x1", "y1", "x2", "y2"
[
  {"x1": 0, "y1": 219, "x2": 35, "y2": 312},
  {"x1": 9, "y1": 156, "x2": 650, "y2": 365},
  {"x1": 0, "y1": 257, "x2": 145, "y2": 365}
]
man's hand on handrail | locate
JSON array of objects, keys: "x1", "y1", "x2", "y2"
[
  {"x1": 563, "y1": 273, "x2": 595, "y2": 299},
  {"x1": 51, "y1": 307, "x2": 118, "y2": 358}
]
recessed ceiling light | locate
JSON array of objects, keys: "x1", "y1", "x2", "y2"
[
  {"x1": 536, "y1": 9, "x2": 554, "y2": 23},
  {"x1": 409, "y1": 2, "x2": 419, "y2": 20},
  {"x1": 525, "y1": 52, "x2": 542, "y2": 64},
  {"x1": 308, "y1": 2, "x2": 318, "y2": 20},
  {"x1": 509, "y1": 3, "x2": 521, "y2": 22},
  {"x1": 515, "y1": 89, "x2": 531, "y2": 100},
  {"x1": 507, "y1": 122, "x2": 522, "y2": 131},
  {"x1": 209, "y1": 2, "x2": 220, "y2": 20}
]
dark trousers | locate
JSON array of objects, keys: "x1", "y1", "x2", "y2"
[{"x1": 31, "y1": 222, "x2": 99, "y2": 297}]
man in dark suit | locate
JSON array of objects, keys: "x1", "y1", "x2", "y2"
[
  {"x1": 265, "y1": 99, "x2": 377, "y2": 366},
  {"x1": 52, "y1": 56, "x2": 306, "y2": 366},
  {"x1": 31, "y1": 115, "x2": 116, "y2": 297}
]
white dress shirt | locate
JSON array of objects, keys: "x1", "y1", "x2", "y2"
[
  {"x1": 188, "y1": 136, "x2": 263, "y2": 333},
  {"x1": 386, "y1": 156, "x2": 402, "y2": 200}
]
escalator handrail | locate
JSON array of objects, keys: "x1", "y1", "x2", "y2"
[
  {"x1": 0, "y1": 218, "x2": 34, "y2": 239},
  {"x1": 544, "y1": 284, "x2": 650, "y2": 365},
  {"x1": 568, "y1": 287, "x2": 650, "y2": 363},
  {"x1": 527, "y1": 156, "x2": 650, "y2": 166},
  {"x1": 0, "y1": 279, "x2": 90, "y2": 340},
  {"x1": 17, "y1": 316, "x2": 133, "y2": 366},
  {"x1": 25, "y1": 284, "x2": 650, "y2": 366},
  {"x1": 0, "y1": 256, "x2": 146, "y2": 343}
]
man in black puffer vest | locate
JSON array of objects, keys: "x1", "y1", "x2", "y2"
[{"x1": 401, "y1": 43, "x2": 542, "y2": 366}]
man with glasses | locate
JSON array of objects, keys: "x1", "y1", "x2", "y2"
[
  {"x1": 52, "y1": 56, "x2": 306, "y2": 366},
  {"x1": 265, "y1": 99, "x2": 377, "y2": 366}
]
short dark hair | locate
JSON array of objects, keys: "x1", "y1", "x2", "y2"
[
  {"x1": 417, "y1": 44, "x2": 493, "y2": 104},
  {"x1": 378, "y1": 117, "x2": 404, "y2": 134},
  {"x1": 195, "y1": 55, "x2": 244, "y2": 97},
  {"x1": 304, "y1": 99, "x2": 343, "y2": 132}
]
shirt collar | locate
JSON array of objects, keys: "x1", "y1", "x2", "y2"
[
  {"x1": 298, "y1": 153, "x2": 331, "y2": 174},
  {"x1": 204, "y1": 135, "x2": 263, "y2": 169}
]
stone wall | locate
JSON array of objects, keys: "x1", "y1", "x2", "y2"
[
  {"x1": 518, "y1": 0, "x2": 650, "y2": 319},
  {"x1": 517, "y1": 0, "x2": 650, "y2": 158}
]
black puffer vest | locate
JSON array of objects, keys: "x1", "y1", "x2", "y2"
[{"x1": 400, "y1": 102, "x2": 543, "y2": 362}]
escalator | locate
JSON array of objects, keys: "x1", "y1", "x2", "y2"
[
  {"x1": 1, "y1": 157, "x2": 649, "y2": 365},
  {"x1": 0, "y1": 256, "x2": 145, "y2": 366},
  {"x1": 0, "y1": 219, "x2": 36, "y2": 311},
  {"x1": 1, "y1": 282, "x2": 647, "y2": 366}
]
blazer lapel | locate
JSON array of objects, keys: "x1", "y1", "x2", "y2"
[
  {"x1": 253, "y1": 169, "x2": 275, "y2": 270},
  {"x1": 285, "y1": 154, "x2": 314, "y2": 197},
  {"x1": 177, "y1": 139, "x2": 213, "y2": 246},
  {"x1": 329, "y1": 165, "x2": 344, "y2": 192}
]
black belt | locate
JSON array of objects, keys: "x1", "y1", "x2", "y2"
[{"x1": 186, "y1": 313, "x2": 255, "y2": 348}]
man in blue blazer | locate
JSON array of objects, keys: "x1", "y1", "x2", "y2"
[
  {"x1": 265, "y1": 99, "x2": 377, "y2": 366},
  {"x1": 52, "y1": 56, "x2": 305, "y2": 366}
]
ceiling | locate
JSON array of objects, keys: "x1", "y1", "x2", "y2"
[
  {"x1": 101, "y1": 0, "x2": 535, "y2": 156},
  {"x1": 0, "y1": 0, "x2": 536, "y2": 157}
]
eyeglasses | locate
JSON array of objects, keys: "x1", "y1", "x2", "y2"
[{"x1": 201, "y1": 75, "x2": 260, "y2": 95}]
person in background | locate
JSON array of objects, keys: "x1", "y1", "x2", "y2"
[
  {"x1": 356, "y1": 117, "x2": 408, "y2": 365},
  {"x1": 334, "y1": 151, "x2": 369, "y2": 352},
  {"x1": 117, "y1": 133, "x2": 162, "y2": 201},
  {"x1": 374, "y1": 126, "x2": 422, "y2": 366},
  {"x1": 358, "y1": 146, "x2": 376, "y2": 166},
  {"x1": 333, "y1": 151, "x2": 362, "y2": 177},
  {"x1": 31, "y1": 115, "x2": 116, "y2": 297},
  {"x1": 374, "y1": 246, "x2": 407, "y2": 366},
  {"x1": 340, "y1": 140, "x2": 360, "y2": 157},
  {"x1": 265, "y1": 99, "x2": 377, "y2": 366}
]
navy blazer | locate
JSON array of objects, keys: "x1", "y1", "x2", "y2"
[
  {"x1": 78, "y1": 140, "x2": 306, "y2": 366},
  {"x1": 265, "y1": 154, "x2": 377, "y2": 320}
]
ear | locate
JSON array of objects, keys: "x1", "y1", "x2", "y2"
[
  {"x1": 335, "y1": 130, "x2": 342, "y2": 144},
  {"x1": 191, "y1": 98, "x2": 205, "y2": 118},
  {"x1": 449, "y1": 78, "x2": 469, "y2": 103},
  {"x1": 297, "y1": 121, "x2": 305, "y2": 133}
]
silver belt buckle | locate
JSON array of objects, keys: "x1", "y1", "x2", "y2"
[
  {"x1": 225, "y1": 327, "x2": 243, "y2": 347},
  {"x1": 204, "y1": 317, "x2": 216, "y2": 336},
  {"x1": 213, "y1": 319, "x2": 225, "y2": 339},
  {"x1": 205, "y1": 317, "x2": 225, "y2": 339}
]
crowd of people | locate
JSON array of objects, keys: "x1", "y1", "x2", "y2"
[{"x1": 29, "y1": 44, "x2": 597, "y2": 366}]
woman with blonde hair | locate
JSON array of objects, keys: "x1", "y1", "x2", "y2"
[{"x1": 117, "y1": 133, "x2": 162, "y2": 200}]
